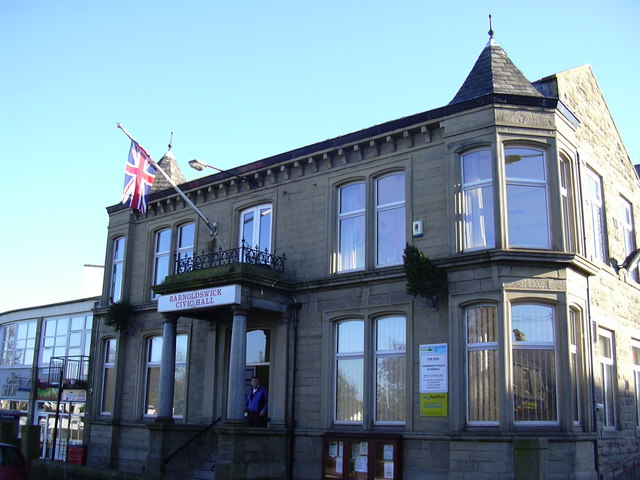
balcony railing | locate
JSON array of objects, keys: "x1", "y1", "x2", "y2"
[{"x1": 175, "y1": 239, "x2": 286, "y2": 274}]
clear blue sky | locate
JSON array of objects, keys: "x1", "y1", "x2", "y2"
[{"x1": 1, "y1": 0, "x2": 638, "y2": 312}]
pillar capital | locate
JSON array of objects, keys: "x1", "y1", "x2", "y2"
[
  {"x1": 161, "y1": 312, "x2": 179, "y2": 323},
  {"x1": 231, "y1": 305, "x2": 249, "y2": 316}
]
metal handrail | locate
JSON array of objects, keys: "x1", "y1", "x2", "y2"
[
  {"x1": 175, "y1": 239, "x2": 286, "y2": 274},
  {"x1": 159, "y1": 417, "x2": 222, "y2": 471},
  {"x1": 600, "y1": 451, "x2": 640, "y2": 479}
]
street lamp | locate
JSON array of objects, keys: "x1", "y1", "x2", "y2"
[{"x1": 188, "y1": 159, "x2": 254, "y2": 187}]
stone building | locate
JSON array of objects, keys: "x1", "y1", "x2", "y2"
[{"x1": 87, "y1": 35, "x2": 640, "y2": 479}]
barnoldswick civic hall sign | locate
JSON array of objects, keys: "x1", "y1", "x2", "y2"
[{"x1": 158, "y1": 285, "x2": 241, "y2": 313}]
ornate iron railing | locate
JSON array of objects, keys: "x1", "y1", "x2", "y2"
[{"x1": 175, "y1": 239, "x2": 286, "y2": 274}]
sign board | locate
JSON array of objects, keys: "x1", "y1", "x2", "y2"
[
  {"x1": 158, "y1": 284, "x2": 241, "y2": 313},
  {"x1": 0, "y1": 370, "x2": 31, "y2": 401},
  {"x1": 420, "y1": 393, "x2": 448, "y2": 416},
  {"x1": 419, "y1": 343, "x2": 448, "y2": 393}
]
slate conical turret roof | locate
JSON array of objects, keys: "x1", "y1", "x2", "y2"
[
  {"x1": 449, "y1": 38, "x2": 543, "y2": 105},
  {"x1": 151, "y1": 147, "x2": 186, "y2": 192}
]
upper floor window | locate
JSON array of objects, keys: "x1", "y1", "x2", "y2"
[
  {"x1": 240, "y1": 204, "x2": 272, "y2": 252},
  {"x1": 101, "y1": 338, "x2": 117, "y2": 415},
  {"x1": 505, "y1": 147, "x2": 550, "y2": 249},
  {"x1": 177, "y1": 223, "x2": 195, "y2": 263},
  {"x1": 152, "y1": 223, "x2": 195, "y2": 297},
  {"x1": 40, "y1": 314, "x2": 92, "y2": 367},
  {"x1": 336, "y1": 173, "x2": 406, "y2": 272},
  {"x1": 338, "y1": 183, "x2": 365, "y2": 272},
  {"x1": 0, "y1": 321, "x2": 37, "y2": 367},
  {"x1": 376, "y1": 174, "x2": 406, "y2": 267},
  {"x1": 585, "y1": 167, "x2": 607, "y2": 263},
  {"x1": 462, "y1": 150, "x2": 495, "y2": 250},
  {"x1": 334, "y1": 316, "x2": 406, "y2": 425},
  {"x1": 620, "y1": 196, "x2": 638, "y2": 282},
  {"x1": 110, "y1": 237, "x2": 125, "y2": 303},
  {"x1": 560, "y1": 157, "x2": 576, "y2": 252}
]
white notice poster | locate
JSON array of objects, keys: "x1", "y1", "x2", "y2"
[{"x1": 419, "y1": 343, "x2": 448, "y2": 393}]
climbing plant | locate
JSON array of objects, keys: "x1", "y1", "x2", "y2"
[
  {"x1": 402, "y1": 244, "x2": 446, "y2": 305},
  {"x1": 105, "y1": 300, "x2": 134, "y2": 332}
]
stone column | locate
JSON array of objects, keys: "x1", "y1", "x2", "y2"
[
  {"x1": 157, "y1": 313, "x2": 178, "y2": 422},
  {"x1": 227, "y1": 306, "x2": 248, "y2": 421}
]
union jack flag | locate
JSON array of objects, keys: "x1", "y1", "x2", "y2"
[{"x1": 121, "y1": 141, "x2": 157, "y2": 214}]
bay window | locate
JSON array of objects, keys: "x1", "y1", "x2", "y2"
[
  {"x1": 464, "y1": 303, "x2": 562, "y2": 427},
  {"x1": 505, "y1": 147, "x2": 550, "y2": 249},
  {"x1": 462, "y1": 149, "x2": 495, "y2": 250},
  {"x1": 560, "y1": 157, "x2": 576, "y2": 252},
  {"x1": 465, "y1": 305, "x2": 498, "y2": 424},
  {"x1": 511, "y1": 304, "x2": 557, "y2": 423}
]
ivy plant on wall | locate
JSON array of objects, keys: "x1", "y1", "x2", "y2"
[
  {"x1": 402, "y1": 244, "x2": 446, "y2": 310},
  {"x1": 105, "y1": 300, "x2": 133, "y2": 332}
]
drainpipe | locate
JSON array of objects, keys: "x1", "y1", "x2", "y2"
[{"x1": 287, "y1": 297, "x2": 301, "y2": 480}]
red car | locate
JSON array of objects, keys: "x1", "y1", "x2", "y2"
[{"x1": 0, "y1": 443, "x2": 27, "y2": 480}]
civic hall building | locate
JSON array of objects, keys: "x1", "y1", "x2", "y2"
[{"x1": 86, "y1": 36, "x2": 640, "y2": 480}]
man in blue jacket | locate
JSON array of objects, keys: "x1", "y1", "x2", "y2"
[{"x1": 245, "y1": 376, "x2": 268, "y2": 427}]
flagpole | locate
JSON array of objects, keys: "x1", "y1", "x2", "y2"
[{"x1": 116, "y1": 123, "x2": 218, "y2": 236}]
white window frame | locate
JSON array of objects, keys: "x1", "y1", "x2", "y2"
[
  {"x1": 239, "y1": 204, "x2": 273, "y2": 253},
  {"x1": 511, "y1": 303, "x2": 558, "y2": 424},
  {"x1": 337, "y1": 183, "x2": 366, "y2": 272},
  {"x1": 462, "y1": 149, "x2": 495, "y2": 251},
  {"x1": 632, "y1": 339, "x2": 640, "y2": 427},
  {"x1": 100, "y1": 338, "x2": 117, "y2": 415},
  {"x1": 333, "y1": 316, "x2": 406, "y2": 426},
  {"x1": 334, "y1": 320, "x2": 364, "y2": 423},
  {"x1": 585, "y1": 167, "x2": 607, "y2": 263},
  {"x1": 143, "y1": 334, "x2": 188, "y2": 419},
  {"x1": 375, "y1": 173, "x2": 406, "y2": 267},
  {"x1": 620, "y1": 196, "x2": 638, "y2": 282},
  {"x1": 569, "y1": 309, "x2": 582, "y2": 425},
  {"x1": 374, "y1": 316, "x2": 406, "y2": 424},
  {"x1": 504, "y1": 147, "x2": 550, "y2": 249},
  {"x1": 465, "y1": 305, "x2": 499, "y2": 425},
  {"x1": 152, "y1": 228, "x2": 171, "y2": 297},
  {"x1": 560, "y1": 157, "x2": 576, "y2": 252},
  {"x1": 110, "y1": 236, "x2": 125, "y2": 303},
  {"x1": 598, "y1": 328, "x2": 616, "y2": 428},
  {"x1": 0, "y1": 321, "x2": 37, "y2": 367},
  {"x1": 40, "y1": 315, "x2": 92, "y2": 368}
]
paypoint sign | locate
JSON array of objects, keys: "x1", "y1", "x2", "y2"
[{"x1": 158, "y1": 285, "x2": 241, "y2": 312}]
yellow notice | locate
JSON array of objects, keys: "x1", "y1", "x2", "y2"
[{"x1": 420, "y1": 393, "x2": 448, "y2": 416}]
